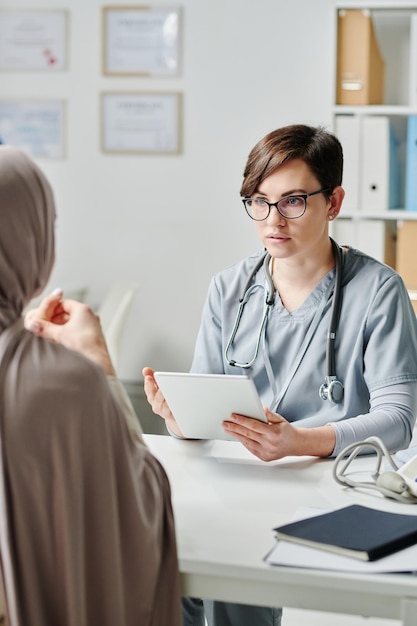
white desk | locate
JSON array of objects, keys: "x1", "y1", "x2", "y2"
[{"x1": 144, "y1": 434, "x2": 417, "y2": 626}]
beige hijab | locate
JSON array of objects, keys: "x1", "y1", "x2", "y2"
[{"x1": 0, "y1": 146, "x2": 181, "y2": 626}]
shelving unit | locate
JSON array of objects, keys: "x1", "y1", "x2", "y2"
[{"x1": 331, "y1": 1, "x2": 417, "y2": 272}]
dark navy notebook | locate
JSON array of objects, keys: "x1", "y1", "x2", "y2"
[{"x1": 274, "y1": 504, "x2": 417, "y2": 561}]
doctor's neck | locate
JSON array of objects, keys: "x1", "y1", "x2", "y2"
[{"x1": 271, "y1": 241, "x2": 336, "y2": 308}]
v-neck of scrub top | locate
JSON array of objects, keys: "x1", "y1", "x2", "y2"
[
  {"x1": 271, "y1": 265, "x2": 336, "y2": 321},
  {"x1": 261, "y1": 266, "x2": 337, "y2": 405}
]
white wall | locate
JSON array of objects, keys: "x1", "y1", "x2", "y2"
[{"x1": 2, "y1": 0, "x2": 334, "y2": 379}]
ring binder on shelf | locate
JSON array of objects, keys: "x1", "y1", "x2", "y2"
[{"x1": 405, "y1": 116, "x2": 417, "y2": 212}]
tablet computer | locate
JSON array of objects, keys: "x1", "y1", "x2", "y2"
[{"x1": 154, "y1": 371, "x2": 267, "y2": 440}]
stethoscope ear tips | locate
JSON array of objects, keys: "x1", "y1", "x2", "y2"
[{"x1": 319, "y1": 379, "x2": 344, "y2": 403}]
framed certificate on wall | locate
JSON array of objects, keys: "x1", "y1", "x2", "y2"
[
  {"x1": 0, "y1": 10, "x2": 68, "y2": 71},
  {"x1": 102, "y1": 6, "x2": 181, "y2": 76},
  {"x1": 101, "y1": 92, "x2": 182, "y2": 154},
  {"x1": 0, "y1": 99, "x2": 66, "y2": 159}
]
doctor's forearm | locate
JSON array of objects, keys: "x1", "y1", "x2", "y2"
[
  {"x1": 294, "y1": 424, "x2": 336, "y2": 457},
  {"x1": 329, "y1": 383, "x2": 417, "y2": 456}
]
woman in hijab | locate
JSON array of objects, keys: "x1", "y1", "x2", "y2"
[{"x1": 0, "y1": 145, "x2": 181, "y2": 626}]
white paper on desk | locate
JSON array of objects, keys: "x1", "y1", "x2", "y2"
[
  {"x1": 395, "y1": 445, "x2": 417, "y2": 466},
  {"x1": 205, "y1": 440, "x2": 315, "y2": 466},
  {"x1": 265, "y1": 507, "x2": 417, "y2": 573}
]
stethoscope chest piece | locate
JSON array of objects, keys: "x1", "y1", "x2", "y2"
[{"x1": 319, "y1": 376, "x2": 344, "y2": 404}]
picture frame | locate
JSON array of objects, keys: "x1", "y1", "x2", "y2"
[
  {"x1": 102, "y1": 6, "x2": 181, "y2": 76},
  {"x1": 0, "y1": 99, "x2": 66, "y2": 159},
  {"x1": 0, "y1": 9, "x2": 68, "y2": 71},
  {"x1": 101, "y1": 91, "x2": 182, "y2": 155}
]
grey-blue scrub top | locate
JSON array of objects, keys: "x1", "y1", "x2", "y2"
[{"x1": 190, "y1": 246, "x2": 417, "y2": 455}]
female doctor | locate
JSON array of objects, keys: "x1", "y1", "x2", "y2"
[{"x1": 143, "y1": 123, "x2": 417, "y2": 626}]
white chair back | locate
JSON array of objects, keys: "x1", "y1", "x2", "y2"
[{"x1": 98, "y1": 282, "x2": 137, "y2": 373}]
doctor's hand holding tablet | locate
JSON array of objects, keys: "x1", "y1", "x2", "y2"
[
  {"x1": 142, "y1": 367, "x2": 335, "y2": 461},
  {"x1": 142, "y1": 367, "x2": 303, "y2": 460}
]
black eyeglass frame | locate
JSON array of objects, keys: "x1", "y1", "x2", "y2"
[{"x1": 242, "y1": 187, "x2": 332, "y2": 221}]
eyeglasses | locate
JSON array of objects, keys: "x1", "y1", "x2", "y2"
[{"x1": 242, "y1": 187, "x2": 331, "y2": 221}]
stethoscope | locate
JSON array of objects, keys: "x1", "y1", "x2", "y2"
[
  {"x1": 333, "y1": 436, "x2": 417, "y2": 504},
  {"x1": 224, "y1": 238, "x2": 345, "y2": 404}
]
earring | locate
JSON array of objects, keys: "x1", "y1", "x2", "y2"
[{"x1": 329, "y1": 214, "x2": 335, "y2": 220}]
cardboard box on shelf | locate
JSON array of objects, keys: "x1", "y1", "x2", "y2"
[
  {"x1": 336, "y1": 9, "x2": 385, "y2": 105},
  {"x1": 396, "y1": 221, "x2": 417, "y2": 314}
]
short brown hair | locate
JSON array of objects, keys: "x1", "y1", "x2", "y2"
[{"x1": 240, "y1": 124, "x2": 343, "y2": 199}]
